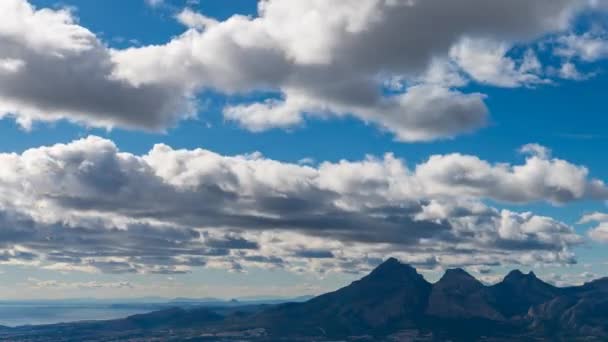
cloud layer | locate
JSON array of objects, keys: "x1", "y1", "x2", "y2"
[
  {"x1": 0, "y1": 137, "x2": 601, "y2": 274},
  {"x1": 1, "y1": 1, "x2": 608, "y2": 277},
  {"x1": 1, "y1": 0, "x2": 607, "y2": 139}
]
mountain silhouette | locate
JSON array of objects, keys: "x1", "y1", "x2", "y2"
[
  {"x1": 527, "y1": 276, "x2": 608, "y2": 338},
  {"x1": 488, "y1": 269, "x2": 561, "y2": 318},
  {"x1": 245, "y1": 257, "x2": 432, "y2": 336},
  {"x1": 226, "y1": 259, "x2": 608, "y2": 340},
  {"x1": 426, "y1": 268, "x2": 503, "y2": 321},
  {"x1": 3, "y1": 258, "x2": 608, "y2": 341}
]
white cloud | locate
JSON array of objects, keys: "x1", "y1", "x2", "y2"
[
  {"x1": 0, "y1": 0, "x2": 196, "y2": 130},
  {"x1": 555, "y1": 32, "x2": 608, "y2": 62},
  {"x1": 589, "y1": 226, "x2": 608, "y2": 242},
  {"x1": 415, "y1": 149, "x2": 608, "y2": 204},
  {"x1": 0, "y1": 137, "x2": 597, "y2": 274},
  {"x1": 145, "y1": 0, "x2": 164, "y2": 8},
  {"x1": 0, "y1": 1, "x2": 94, "y2": 54},
  {"x1": 0, "y1": 0, "x2": 604, "y2": 140},
  {"x1": 547, "y1": 271, "x2": 599, "y2": 287},
  {"x1": 450, "y1": 39, "x2": 546, "y2": 87},
  {"x1": 579, "y1": 212, "x2": 608, "y2": 224},
  {"x1": 176, "y1": 8, "x2": 218, "y2": 30},
  {"x1": 0, "y1": 58, "x2": 25, "y2": 73},
  {"x1": 520, "y1": 143, "x2": 552, "y2": 159},
  {"x1": 557, "y1": 61, "x2": 590, "y2": 80},
  {"x1": 416, "y1": 59, "x2": 468, "y2": 88},
  {"x1": 223, "y1": 85, "x2": 488, "y2": 141},
  {"x1": 113, "y1": 0, "x2": 586, "y2": 140},
  {"x1": 579, "y1": 212, "x2": 608, "y2": 243}
]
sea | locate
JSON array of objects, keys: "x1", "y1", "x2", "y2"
[{"x1": 0, "y1": 303, "x2": 158, "y2": 327}]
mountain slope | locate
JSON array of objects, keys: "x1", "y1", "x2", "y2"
[
  {"x1": 528, "y1": 277, "x2": 608, "y2": 338},
  {"x1": 3, "y1": 259, "x2": 608, "y2": 341},
  {"x1": 0, "y1": 307, "x2": 225, "y2": 341},
  {"x1": 247, "y1": 257, "x2": 432, "y2": 336},
  {"x1": 426, "y1": 268, "x2": 503, "y2": 321},
  {"x1": 488, "y1": 270, "x2": 561, "y2": 318}
]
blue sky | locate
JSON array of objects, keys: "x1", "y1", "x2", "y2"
[{"x1": 1, "y1": 0, "x2": 608, "y2": 299}]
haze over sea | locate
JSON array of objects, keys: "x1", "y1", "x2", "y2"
[{"x1": 0, "y1": 303, "x2": 153, "y2": 327}]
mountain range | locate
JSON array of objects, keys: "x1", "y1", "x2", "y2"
[{"x1": 2, "y1": 258, "x2": 608, "y2": 341}]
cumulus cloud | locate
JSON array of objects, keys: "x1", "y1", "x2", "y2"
[
  {"x1": 414, "y1": 150, "x2": 608, "y2": 204},
  {"x1": 450, "y1": 39, "x2": 545, "y2": 87},
  {"x1": 176, "y1": 8, "x2": 219, "y2": 30},
  {"x1": 557, "y1": 61, "x2": 591, "y2": 80},
  {"x1": 587, "y1": 233, "x2": 608, "y2": 248},
  {"x1": 0, "y1": 137, "x2": 598, "y2": 274},
  {"x1": 1, "y1": 0, "x2": 602, "y2": 140},
  {"x1": 555, "y1": 31, "x2": 608, "y2": 62},
  {"x1": 223, "y1": 85, "x2": 488, "y2": 141},
  {"x1": 579, "y1": 212, "x2": 608, "y2": 243},
  {"x1": 550, "y1": 30, "x2": 608, "y2": 80},
  {"x1": 113, "y1": 0, "x2": 589, "y2": 140},
  {"x1": 0, "y1": 0, "x2": 195, "y2": 130}
]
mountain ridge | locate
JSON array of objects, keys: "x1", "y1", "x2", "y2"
[{"x1": 2, "y1": 258, "x2": 608, "y2": 341}]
